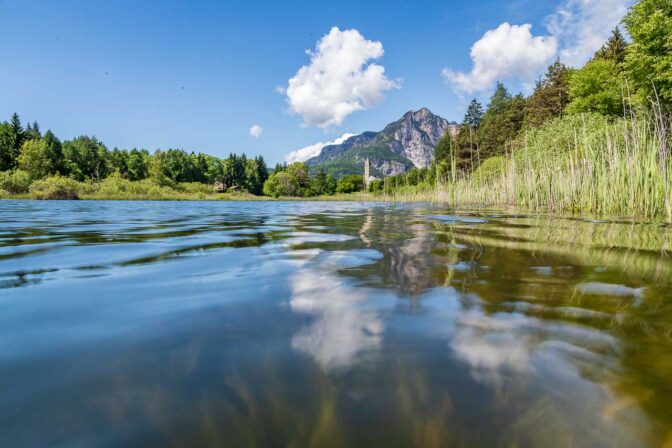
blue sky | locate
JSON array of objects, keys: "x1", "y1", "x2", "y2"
[{"x1": 0, "y1": 0, "x2": 630, "y2": 164}]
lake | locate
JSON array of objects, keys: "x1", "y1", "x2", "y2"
[{"x1": 1, "y1": 200, "x2": 671, "y2": 447}]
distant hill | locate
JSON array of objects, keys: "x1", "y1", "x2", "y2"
[{"x1": 306, "y1": 108, "x2": 457, "y2": 178}]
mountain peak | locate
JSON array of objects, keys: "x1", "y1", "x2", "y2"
[
  {"x1": 402, "y1": 107, "x2": 434, "y2": 121},
  {"x1": 306, "y1": 108, "x2": 453, "y2": 177}
]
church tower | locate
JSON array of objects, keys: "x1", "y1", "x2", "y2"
[{"x1": 363, "y1": 158, "x2": 370, "y2": 190}]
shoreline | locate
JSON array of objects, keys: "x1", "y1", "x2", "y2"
[{"x1": 2, "y1": 192, "x2": 668, "y2": 224}]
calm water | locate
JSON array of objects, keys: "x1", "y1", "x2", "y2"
[{"x1": 1, "y1": 201, "x2": 671, "y2": 447}]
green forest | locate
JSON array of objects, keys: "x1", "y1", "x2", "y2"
[{"x1": 1, "y1": 0, "x2": 671, "y2": 218}]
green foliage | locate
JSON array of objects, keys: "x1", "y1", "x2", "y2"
[
  {"x1": 243, "y1": 157, "x2": 263, "y2": 195},
  {"x1": 18, "y1": 139, "x2": 54, "y2": 180},
  {"x1": 336, "y1": 180, "x2": 356, "y2": 194},
  {"x1": 25, "y1": 121, "x2": 41, "y2": 140},
  {"x1": 595, "y1": 28, "x2": 628, "y2": 65},
  {"x1": 478, "y1": 85, "x2": 526, "y2": 159},
  {"x1": 286, "y1": 162, "x2": 310, "y2": 188},
  {"x1": 454, "y1": 125, "x2": 479, "y2": 172},
  {"x1": 463, "y1": 99, "x2": 484, "y2": 129},
  {"x1": 254, "y1": 155, "x2": 269, "y2": 193},
  {"x1": 176, "y1": 181, "x2": 216, "y2": 195},
  {"x1": 0, "y1": 114, "x2": 270, "y2": 198},
  {"x1": 336, "y1": 174, "x2": 364, "y2": 193},
  {"x1": 29, "y1": 175, "x2": 81, "y2": 199},
  {"x1": 325, "y1": 174, "x2": 337, "y2": 195},
  {"x1": 306, "y1": 169, "x2": 338, "y2": 195},
  {"x1": 224, "y1": 153, "x2": 245, "y2": 188},
  {"x1": 381, "y1": 167, "x2": 436, "y2": 193},
  {"x1": 471, "y1": 155, "x2": 508, "y2": 182},
  {"x1": 151, "y1": 148, "x2": 193, "y2": 184},
  {"x1": 0, "y1": 122, "x2": 15, "y2": 171},
  {"x1": 10, "y1": 113, "x2": 25, "y2": 153},
  {"x1": 478, "y1": 83, "x2": 514, "y2": 159},
  {"x1": 127, "y1": 149, "x2": 149, "y2": 181},
  {"x1": 623, "y1": 0, "x2": 672, "y2": 107},
  {"x1": 263, "y1": 171, "x2": 300, "y2": 197},
  {"x1": 524, "y1": 60, "x2": 572, "y2": 128},
  {"x1": 0, "y1": 169, "x2": 31, "y2": 194},
  {"x1": 433, "y1": 132, "x2": 453, "y2": 163},
  {"x1": 108, "y1": 148, "x2": 130, "y2": 177},
  {"x1": 567, "y1": 58, "x2": 626, "y2": 116},
  {"x1": 0, "y1": 116, "x2": 23, "y2": 171},
  {"x1": 368, "y1": 179, "x2": 384, "y2": 192},
  {"x1": 42, "y1": 130, "x2": 65, "y2": 175},
  {"x1": 63, "y1": 136, "x2": 109, "y2": 181}
]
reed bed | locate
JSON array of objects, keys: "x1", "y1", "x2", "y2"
[{"x1": 381, "y1": 111, "x2": 672, "y2": 222}]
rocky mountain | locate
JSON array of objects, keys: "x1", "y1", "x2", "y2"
[{"x1": 306, "y1": 108, "x2": 457, "y2": 177}]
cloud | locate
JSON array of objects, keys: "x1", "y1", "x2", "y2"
[
  {"x1": 442, "y1": 23, "x2": 557, "y2": 94},
  {"x1": 284, "y1": 132, "x2": 356, "y2": 163},
  {"x1": 249, "y1": 124, "x2": 263, "y2": 138},
  {"x1": 547, "y1": 0, "x2": 631, "y2": 67},
  {"x1": 443, "y1": 0, "x2": 632, "y2": 94},
  {"x1": 283, "y1": 27, "x2": 398, "y2": 128}
]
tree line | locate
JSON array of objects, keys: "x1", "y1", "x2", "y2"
[{"x1": 0, "y1": 116, "x2": 270, "y2": 194}]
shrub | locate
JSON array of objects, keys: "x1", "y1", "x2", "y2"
[
  {"x1": 472, "y1": 156, "x2": 509, "y2": 182},
  {"x1": 176, "y1": 182, "x2": 216, "y2": 195},
  {"x1": 368, "y1": 179, "x2": 384, "y2": 192},
  {"x1": 0, "y1": 170, "x2": 32, "y2": 194},
  {"x1": 29, "y1": 175, "x2": 81, "y2": 199},
  {"x1": 263, "y1": 172, "x2": 299, "y2": 197},
  {"x1": 336, "y1": 180, "x2": 356, "y2": 194},
  {"x1": 335, "y1": 174, "x2": 363, "y2": 194},
  {"x1": 18, "y1": 139, "x2": 54, "y2": 180}
]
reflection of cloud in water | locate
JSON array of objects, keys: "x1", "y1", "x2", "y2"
[
  {"x1": 289, "y1": 250, "x2": 384, "y2": 372},
  {"x1": 451, "y1": 311, "x2": 532, "y2": 386},
  {"x1": 448, "y1": 304, "x2": 651, "y2": 446},
  {"x1": 450, "y1": 308, "x2": 618, "y2": 387}
]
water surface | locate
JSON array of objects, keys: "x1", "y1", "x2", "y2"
[{"x1": 1, "y1": 200, "x2": 671, "y2": 447}]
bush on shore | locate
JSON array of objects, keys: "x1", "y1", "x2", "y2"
[
  {"x1": 0, "y1": 170, "x2": 31, "y2": 194},
  {"x1": 29, "y1": 175, "x2": 81, "y2": 199}
]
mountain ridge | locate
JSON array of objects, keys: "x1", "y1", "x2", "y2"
[{"x1": 306, "y1": 108, "x2": 457, "y2": 177}]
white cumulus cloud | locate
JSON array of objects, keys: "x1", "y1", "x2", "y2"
[
  {"x1": 547, "y1": 0, "x2": 632, "y2": 67},
  {"x1": 442, "y1": 23, "x2": 557, "y2": 94},
  {"x1": 249, "y1": 124, "x2": 263, "y2": 138},
  {"x1": 284, "y1": 27, "x2": 398, "y2": 128},
  {"x1": 443, "y1": 0, "x2": 632, "y2": 94},
  {"x1": 284, "y1": 133, "x2": 356, "y2": 164}
]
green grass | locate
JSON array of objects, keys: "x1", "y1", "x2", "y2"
[{"x1": 0, "y1": 175, "x2": 266, "y2": 201}]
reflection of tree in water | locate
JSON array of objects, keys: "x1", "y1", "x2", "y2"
[{"x1": 286, "y1": 208, "x2": 672, "y2": 445}]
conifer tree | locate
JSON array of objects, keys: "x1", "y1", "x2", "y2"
[
  {"x1": 524, "y1": 60, "x2": 571, "y2": 129},
  {"x1": 463, "y1": 99, "x2": 484, "y2": 129},
  {"x1": 10, "y1": 113, "x2": 25, "y2": 152},
  {"x1": 595, "y1": 28, "x2": 628, "y2": 65}
]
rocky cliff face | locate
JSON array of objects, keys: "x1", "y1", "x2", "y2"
[
  {"x1": 382, "y1": 108, "x2": 454, "y2": 168},
  {"x1": 306, "y1": 108, "x2": 457, "y2": 177}
]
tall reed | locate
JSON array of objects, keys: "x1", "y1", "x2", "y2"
[{"x1": 383, "y1": 110, "x2": 672, "y2": 222}]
